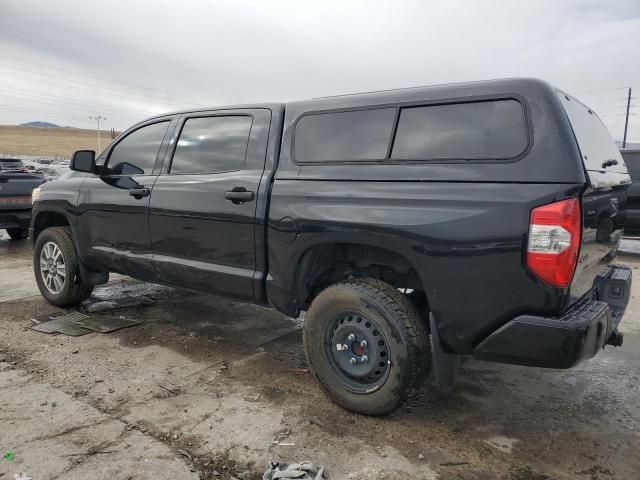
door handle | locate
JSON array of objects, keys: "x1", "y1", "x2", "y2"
[
  {"x1": 129, "y1": 187, "x2": 150, "y2": 199},
  {"x1": 225, "y1": 187, "x2": 255, "y2": 205}
]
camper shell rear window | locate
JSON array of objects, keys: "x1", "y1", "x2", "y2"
[{"x1": 558, "y1": 92, "x2": 628, "y2": 175}]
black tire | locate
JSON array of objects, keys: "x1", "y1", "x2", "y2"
[
  {"x1": 303, "y1": 278, "x2": 430, "y2": 415},
  {"x1": 33, "y1": 227, "x2": 93, "y2": 307},
  {"x1": 6, "y1": 228, "x2": 29, "y2": 240}
]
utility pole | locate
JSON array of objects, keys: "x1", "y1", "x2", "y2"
[
  {"x1": 622, "y1": 88, "x2": 632, "y2": 149},
  {"x1": 89, "y1": 115, "x2": 107, "y2": 152}
]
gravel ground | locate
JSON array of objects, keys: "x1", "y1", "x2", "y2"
[{"x1": 1, "y1": 233, "x2": 639, "y2": 480}]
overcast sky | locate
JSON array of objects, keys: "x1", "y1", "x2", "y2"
[{"x1": 1, "y1": 0, "x2": 639, "y2": 142}]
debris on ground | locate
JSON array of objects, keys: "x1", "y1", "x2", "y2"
[
  {"x1": 263, "y1": 461, "x2": 328, "y2": 480},
  {"x1": 31, "y1": 315, "x2": 92, "y2": 336},
  {"x1": 82, "y1": 296, "x2": 155, "y2": 313},
  {"x1": 31, "y1": 311, "x2": 141, "y2": 336},
  {"x1": 288, "y1": 368, "x2": 310, "y2": 374},
  {"x1": 177, "y1": 449, "x2": 193, "y2": 462}
]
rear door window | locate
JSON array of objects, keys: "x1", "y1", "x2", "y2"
[
  {"x1": 391, "y1": 100, "x2": 527, "y2": 160},
  {"x1": 169, "y1": 116, "x2": 253, "y2": 174},
  {"x1": 294, "y1": 108, "x2": 396, "y2": 162}
]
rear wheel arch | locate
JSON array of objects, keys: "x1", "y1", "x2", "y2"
[{"x1": 293, "y1": 242, "x2": 429, "y2": 314}]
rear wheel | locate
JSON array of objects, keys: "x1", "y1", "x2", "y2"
[
  {"x1": 6, "y1": 228, "x2": 29, "y2": 240},
  {"x1": 33, "y1": 227, "x2": 93, "y2": 307},
  {"x1": 303, "y1": 278, "x2": 430, "y2": 415}
]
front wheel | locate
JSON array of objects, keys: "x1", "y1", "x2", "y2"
[
  {"x1": 33, "y1": 227, "x2": 93, "y2": 307},
  {"x1": 303, "y1": 278, "x2": 430, "y2": 415}
]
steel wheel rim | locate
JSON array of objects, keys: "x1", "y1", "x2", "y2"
[
  {"x1": 39, "y1": 241, "x2": 66, "y2": 294},
  {"x1": 325, "y1": 311, "x2": 391, "y2": 394}
]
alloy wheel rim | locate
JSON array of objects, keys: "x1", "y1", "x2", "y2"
[{"x1": 39, "y1": 241, "x2": 66, "y2": 294}]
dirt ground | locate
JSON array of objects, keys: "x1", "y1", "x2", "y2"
[
  {"x1": 0, "y1": 125, "x2": 117, "y2": 158},
  {"x1": 1, "y1": 233, "x2": 639, "y2": 480}
]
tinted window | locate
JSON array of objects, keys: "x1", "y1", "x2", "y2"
[
  {"x1": 392, "y1": 100, "x2": 527, "y2": 160},
  {"x1": 107, "y1": 121, "x2": 170, "y2": 175},
  {"x1": 295, "y1": 108, "x2": 396, "y2": 162},
  {"x1": 170, "y1": 116, "x2": 252, "y2": 174},
  {"x1": 622, "y1": 152, "x2": 640, "y2": 181},
  {"x1": 559, "y1": 93, "x2": 628, "y2": 174}
]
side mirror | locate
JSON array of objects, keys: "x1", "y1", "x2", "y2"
[{"x1": 70, "y1": 150, "x2": 96, "y2": 173}]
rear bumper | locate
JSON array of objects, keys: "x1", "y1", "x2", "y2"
[
  {"x1": 473, "y1": 265, "x2": 631, "y2": 369},
  {"x1": 0, "y1": 209, "x2": 31, "y2": 230}
]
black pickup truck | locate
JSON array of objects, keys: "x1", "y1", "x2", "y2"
[
  {"x1": 30, "y1": 78, "x2": 632, "y2": 414},
  {"x1": 1, "y1": 158, "x2": 46, "y2": 240},
  {"x1": 621, "y1": 149, "x2": 640, "y2": 235}
]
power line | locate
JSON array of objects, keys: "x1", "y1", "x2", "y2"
[
  {"x1": 0, "y1": 104, "x2": 92, "y2": 124},
  {"x1": 593, "y1": 103, "x2": 635, "y2": 110},
  {"x1": 573, "y1": 86, "x2": 631, "y2": 95},
  {"x1": 0, "y1": 55, "x2": 209, "y2": 105},
  {"x1": 584, "y1": 97, "x2": 636, "y2": 107},
  {"x1": 0, "y1": 94, "x2": 146, "y2": 126},
  {"x1": 0, "y1": 87, "x2": 157, "y2": 119},
  {"x1": 0, "y1": 69, "x2": 199, "y2": 109},
  {"x1": 1, "y1": 86, "x2": 162, "y2": 117},
  {"x1": 0, "y1": 63, "x2": 205, "y2": 106}
]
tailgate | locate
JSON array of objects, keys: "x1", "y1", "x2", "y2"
[
  {"x1": 0, "y1": 172, "x2": 43, "y2": 210},
  {"x1": 558, "y1": 92, "x2": 631, "y2": 301}
]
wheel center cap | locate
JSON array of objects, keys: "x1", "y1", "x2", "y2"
[{"x1": 352, "y1": 342, "x2": 365, "y2": 356}]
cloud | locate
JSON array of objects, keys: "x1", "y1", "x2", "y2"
[{"x1": 0, "y1": 0, "x2": 638, "y2": 141}]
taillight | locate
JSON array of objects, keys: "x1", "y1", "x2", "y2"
[{"x1": 527, "y1": 198, "x2": 581, "y2": 288}]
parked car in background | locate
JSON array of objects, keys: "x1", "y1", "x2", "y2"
[
  {"x1": 621, "y1": 150, "x2": 640, "y2": 235},
  {"x1": 0, "y1": 167, "x2": 46, "y2": 239},
  {"x1": 0, "y1": 158, "x2": 26, "y2": 172},
  {"x1": 35, "y1": 166, "x2": 63, "y2": 181},
  {"x1": 30, "y1": 78, "x2": 632, "y2": 415}
]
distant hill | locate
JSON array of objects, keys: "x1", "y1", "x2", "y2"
[
  {"x1": 0, "y1": 124, "x2": 118, "y2": 158},
  {"x1": 21, "y1": 121, "x2": 61, "y2": 128}
]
